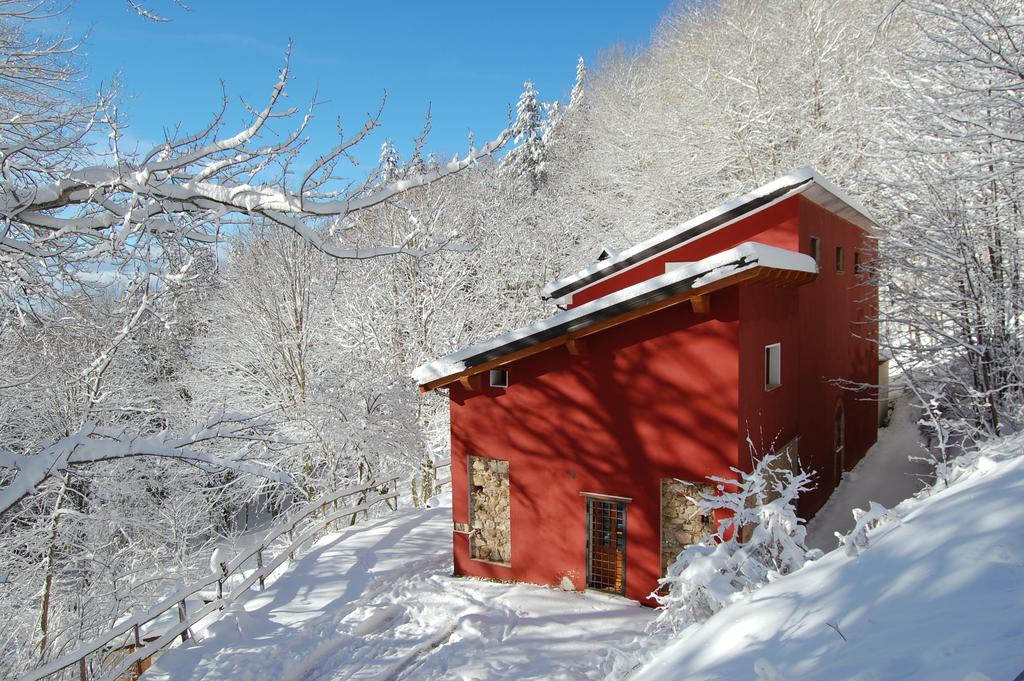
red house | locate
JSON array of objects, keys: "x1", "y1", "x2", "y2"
[{"x1": 414, "y1": 167, "x2": 879, "y2": 603}]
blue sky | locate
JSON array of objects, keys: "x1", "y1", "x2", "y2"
[{"x1": 60, "y1": 2, "x2": 671, "y2": 175}]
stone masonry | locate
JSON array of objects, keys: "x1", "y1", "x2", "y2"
[
  {"x1": 469, "y1": 456, "x2": 511, "y2": 564},
  {"x1": 661, "y1": 478, "x2": 717, "y2": 575}
]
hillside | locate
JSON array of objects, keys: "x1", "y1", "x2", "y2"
[{"x1": 633, "y1": 434, "x2": 1024, "y2": 681}]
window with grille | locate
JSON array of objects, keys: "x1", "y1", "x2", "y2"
[{"x1": 586, "y1": 497, "x2": 627, "y2": 594}]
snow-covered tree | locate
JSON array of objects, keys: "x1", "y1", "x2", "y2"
[
  {"x1": 378, "y1": 138, "x2": 403, "y2": 184},
  {"x1": 875, "y1": 0, "x2": 1024, "y2": 448},
  {"x1": 503, "y1": 81, "x2": 547, "y2": 189},
  {"x1": 0, "y1": 0, "x2": 515, "y2": 504},
  {"x1": 569, "y1": 56, "x2": 587, "y2": 109},
  {"x1": 652, "y1": 448, "x2": 815, "y2": 633},
  {"x1": 0, "y1": 3, "x2": 518, "y2": 675}
]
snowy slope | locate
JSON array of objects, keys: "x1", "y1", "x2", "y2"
[
  {"x1": 147, "y1": 499, "x2": 651, "y2": 681},
  {"x1": 632, "y1": 435, "x2": 1024, "y2": 681}
]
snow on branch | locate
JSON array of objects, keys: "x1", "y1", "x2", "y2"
[
  {"x1": 836, "y1": 501, "x2": 901, "y2": 557},
  {"x1": 0, "y1": 412, "x2": 295, "y2": 517},
  {"x1": 0, "y1": 49, "x2": 514, "y2": 266}
]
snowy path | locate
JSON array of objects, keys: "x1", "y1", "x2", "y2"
[
  {"x1": 146, "y1": 502, "x2": 651, "y2": 681},
  {"x1": 805, "y1": 397, "x2": 933, "y2": 551}
]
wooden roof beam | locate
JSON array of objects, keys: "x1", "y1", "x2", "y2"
[{"x1": 566, "y1": 336, "x2": 587, "y2": 357}]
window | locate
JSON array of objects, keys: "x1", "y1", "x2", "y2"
[
  {"x1": 808, "y1": 236, "x2": 821, "y2": 266},
  {"x1": 468, "y1": 456, "x2": 511, "y2": 564},
  {"x1": 660, "y1": 479, "x2": 715, "y2": 576},
  {"x1": 774, "y1": 438, "x2": 800, "y2": 476},
  {"x1": 489, "y1": 368, "x2": 509, "y2": 388},
  {"x1": 835, "y1": 246, "x2": 845, "y2": 273},
  {"x1": 854, "y1": 251, "x2": 863, "y2": 275},
  {"x1": 764, "y1": 343, "x2": 781, "y2": 390}
]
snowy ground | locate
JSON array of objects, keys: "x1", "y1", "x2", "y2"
[
  {"x1": 633, "y1": 429, "x2": 1024, "y2": 681},
  {"x1": 147, "y1": 500, "x2": 651, "y2": 681},
  {"x1": 147, "y1": 399, "x2": 1024, "y2": 681},
  {"x1": 805, "y1": 398, "x2": 933, "y2": 551}
]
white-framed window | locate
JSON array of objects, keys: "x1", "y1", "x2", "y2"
[
  {"x1": 764, "y1": 343, "x2": 781, "y2": 390},
  {"x1": 489, "y1": 368, "x2": 509, "y2": 388}
]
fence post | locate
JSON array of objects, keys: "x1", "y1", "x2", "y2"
[
  {"x1": 323, "y1": 500, "x2": 334, "y2": 533},
  {"x1": 388, "y1": 477, "x2": 399, "y2": 511},
  {"x1": 79, "y1": 656, "x2": 87, "y2": 681},
  {"x1": 256, "y1": 549, "x2": 265, "y2": 590},
  {"x1": 216, "y1": 561, "x2": 228, "y2": 603},
  {"x1": 133, "y1": 622, "x2": 143, "y2": 678},
  {"x1": 177, "y1": 599, "x2": 190, "y2": 642}
]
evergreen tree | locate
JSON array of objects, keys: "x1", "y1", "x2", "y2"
[
  {"x1": 569, "y1": 56, "x2": 587, "y2": 109},
  {"x1": 504, "y1": 81, "x2": 547, "y2": 189},
  {"x1": 378, "y1": 138, "x2": 403, "y2": 184}
]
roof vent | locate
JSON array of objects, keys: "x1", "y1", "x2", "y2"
[{"x1": 597, "y1": 245, "x2": 620, "y2": 261}]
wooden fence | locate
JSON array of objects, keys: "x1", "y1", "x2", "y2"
[{"x1": 20, "y1": 463, "x2": 451, "y2": 681}]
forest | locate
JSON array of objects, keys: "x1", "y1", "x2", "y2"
[{"x1": 1, "y1": 0, "x2": 1021, "y2": 677}]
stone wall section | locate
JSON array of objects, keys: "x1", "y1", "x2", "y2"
[
  {"x1": 469, "y1": 456, "x2": 511, "y2": 564},
  {"x1": 661, "y1": 478, "x2": 717, "y2": 575}
]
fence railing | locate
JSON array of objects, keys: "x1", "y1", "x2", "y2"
[{"x1": 22, "y1": 464, "x2": 450, "y2": 681}]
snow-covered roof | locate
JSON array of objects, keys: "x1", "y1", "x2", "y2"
[
  {"x1": 541, "y1": 166, "x2": 877, "y2": 304},
  {"x1": 414, "y1": 242, "x2": 816, "y2": 389}
]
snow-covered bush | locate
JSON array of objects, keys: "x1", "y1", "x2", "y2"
[
  {"x1": 836, "y1": 501, "x2": 901, "y2": 557},
  {"x1": 652, "y1": 448, "x2": 815, "y2": 633}
]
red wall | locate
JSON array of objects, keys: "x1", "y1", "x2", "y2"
[
  {"x1": 450, "y1": 291, "x2": 741, "y2": 603},
  {"x1": 569, "y1": 197, "x2": 801, "y2": 307}
]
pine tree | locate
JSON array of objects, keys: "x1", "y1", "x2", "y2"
[
  {"x1": 504, "y1": 81, "x2": 547, "y2": 189},
  {"x1": 378, "y1": 138, "x2": 403, "y2": 184},
  {"x1": 569, "y1": 56, "x2": 587, "y2": 109}
]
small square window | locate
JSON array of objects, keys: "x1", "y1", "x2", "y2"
[
  {"x1": 765, "y1": 343, "x2": 781, "y2": 390},
  {"x1": 808, "y1": 237, "x2": 821, "y2": 266},
  {"x1": 835, "y1": 246, "x2": 845, "y2": 273},
  {"x1": 489, "y1": 369, "x2": 509, "y2": 388},
  {"x1": 854, "y1": 251, "x2": 863, "y2": 275}
]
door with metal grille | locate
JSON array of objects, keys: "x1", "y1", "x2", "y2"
[{"x1": 586, "y1": 497, "x2": 627, "y2": 594}]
